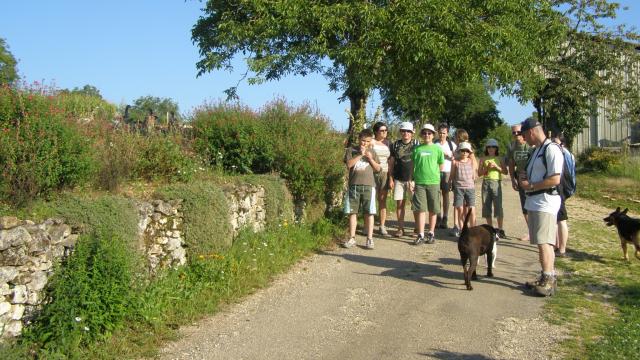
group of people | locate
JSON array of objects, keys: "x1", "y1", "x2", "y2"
[{"x1": 342, "y1": 117, "x2": 574, "y2": 297}]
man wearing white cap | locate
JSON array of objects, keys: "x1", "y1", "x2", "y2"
[
  {"x1": 410, "y1": 123, "x2": 444, "y2": 245},
  {"x1": 388, "y1": 122, "x2": 420, "y2": 237}
]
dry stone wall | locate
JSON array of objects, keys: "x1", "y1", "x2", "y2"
[{"x1": 0, "y1": 183, "x2": 277, "y2": 339}]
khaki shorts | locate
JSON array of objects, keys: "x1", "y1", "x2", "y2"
[
  {"x1": 375, "y1": 170, "x2": 390, "y2": 192},
  {"x1": 412, "y1": 184, "x2": 440, "y2": 213},
  {"x1": 528, "y1": 211, "x2": 558, "y2": 245},
  {"x1": 343, "y1": 185, "x2": 377, "y2": 215},
  {"x1": 393, "y1": 180, "x2": 413, "y2": 201},
  {"x1": 481, "y1": 179, "x2": 503, "y2": 218}
]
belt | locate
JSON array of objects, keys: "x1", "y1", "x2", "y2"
[{"x1": 526, "y1": 187, "x2": 558, "y2": 196}]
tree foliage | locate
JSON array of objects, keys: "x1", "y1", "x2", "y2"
[
  {"x1": 0, "y1": 38, "x2": 19, "y2": 84},
  {"x1": 524, "y1": 0, "x2": 640, "y2": 145},
  {"x1": 125, "y1": 95, "x2": 180, "y2": 127},
  {"x1": 434, "y1": 81, "x2": 504, "y2": 148},
  {"x1": 192, "y1": 0, "x2": 564, "y2": 137}
]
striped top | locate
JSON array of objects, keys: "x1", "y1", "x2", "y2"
[{"x1": 453, "y1": 159, "x2": 475, "y2": 189}]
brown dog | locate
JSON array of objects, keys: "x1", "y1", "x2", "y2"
[
  {"x1": 603, "y1": 207, "x2": 640, "y2": 261},
  {"x1": 458, "y1": 209, "x2": 499, "y2": 290}
]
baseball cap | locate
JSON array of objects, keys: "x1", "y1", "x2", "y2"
[
  {"x1": 485, "y1": 138, "x2": 499, "y2": 148},
  {"x1": 520, "y1": 117, "x2": 541, "y2": 133},
  {"x1": 421, "y1": 124, "x2": 436, "y2": 134},
  {"x1": 399, "y1": 122, "x2": 414, "y2": 133}
]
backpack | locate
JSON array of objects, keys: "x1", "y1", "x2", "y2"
[
  {"x1": 536, "y1": 141, "x2": 577, "y2": 199},
  {"x1": 559, "y1": 147, "x2": 577, "y2": 199}
]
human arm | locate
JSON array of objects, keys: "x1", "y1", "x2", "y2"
[{"x1": 387, "y1": 156, "x2": 395, "y2": 189}]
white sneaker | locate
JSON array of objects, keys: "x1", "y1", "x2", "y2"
[
  {"x1": 342, "y1": 237, "x2": 356, "y2": 248},
  {"x1": 379, "y1": 226, "x2": 389, "y2": 237},
  {"x1": 365, "y1": 238, "x2": 375, "y2": 249},
  {"x1": 450, "y1": 226, "x2": 459, "y2": 237}
]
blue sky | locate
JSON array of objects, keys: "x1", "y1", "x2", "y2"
[{"x1": 2, "y1": 1, "x2": 638, "y2": 130}]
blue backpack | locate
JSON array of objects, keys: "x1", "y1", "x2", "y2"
[
  {"x1": 539, "y1": 142, "x2": 576, "y2": 199},
  {"x1": 559, "y1": 147, "x2": 577, "y2": 199}
]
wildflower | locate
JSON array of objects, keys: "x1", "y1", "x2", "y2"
[
  {"x1": 198, "y1": 255, "x2": 205, "y2": 259},
  {"x1": 83, "y1": 326, "x2": 89, "y2": 332},
  {"x1": 75, "y1": 317, "x2": 82, "y2": 322},
  {"x1": 262, "y1": 242, "x2": 267, "y2": 247}
]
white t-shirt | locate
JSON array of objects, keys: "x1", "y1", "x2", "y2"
[
  {"x1": 435, "y1": 139, "x2": 457, "y2": 172},
  {"x1": 524, "y1": 139, "x2": 564, "y2": 215}
]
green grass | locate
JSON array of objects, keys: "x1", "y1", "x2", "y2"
[{"x1": 545, "y1": 171, "x2": 640, "y2": 359}]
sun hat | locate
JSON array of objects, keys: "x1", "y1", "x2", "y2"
[
  {"x1": 520, "y1": 117, "x2": 542, "y2": 133},
  {"x1": 459, "y1": 142, "x2": 473, "y2": 152},
  {"x1": 399, "y1": 121, "x2": 414, "y2": 133},
  {"x1": 485, "y1": 138, "x2": 499, "y2": 148},
  {"x1": 421, "y1": 123, "x2": 436, "y2": 134}
]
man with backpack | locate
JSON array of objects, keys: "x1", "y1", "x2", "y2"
[
  {"x1": 552, "y1": 133, "x2": 577, "y2": 257},
  {"x1": 518, "y1": 118, "x2": 564, "y2": 297},
  {"x1": 388, "y1": 122, "x2": 420, "y2": 237},
  {"x1": 434, "y1": 123, "x2": 457, "y2": 230}
]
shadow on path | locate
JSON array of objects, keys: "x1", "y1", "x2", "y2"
[{"x1": 419, "y1": 349, "x2": 494, "y2": 359}]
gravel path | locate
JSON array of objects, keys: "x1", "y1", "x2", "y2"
[{"x1": 158, "y1": 180, "x2": 569, "y2": 359}]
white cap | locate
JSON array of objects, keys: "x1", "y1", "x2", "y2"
[
  {"x1": 399, "y1": 121, "x2": 414, "y2": 133},
  {"x1": 459, "y1": 142, "x2": 473, "y2": 152},
  {"x1": 485, "y1": 138, "x2": 499, "y2": 148},
  {"x1": 421, "y1": 123, "x2": 436, "y2": 134}
]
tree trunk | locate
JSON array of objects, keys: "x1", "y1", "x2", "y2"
[{"x1": 346, "y1": 91, "x2": 367, "y2": 147}]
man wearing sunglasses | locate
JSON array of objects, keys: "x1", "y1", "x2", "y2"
[{"x1": 507, "y1": 124, "x2": 532, "y2": 241}]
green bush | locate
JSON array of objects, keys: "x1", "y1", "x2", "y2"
[
  {"x1": 134, "y1": 134, "x2": 198, "y2": 183},
  {"x1": 191, "y1": 101, "x2": 344, "y2": 205},
  {"x1": 578, "y1": 147, "x2": 621, "y2": 172},
  {"x1": 0, "y1": 86, "x2": 96, "y2": 205},
  {"x1": 19, "y1": 195, "x2": 141, "y2": 357}
]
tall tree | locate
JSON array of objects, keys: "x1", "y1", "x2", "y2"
[
  {"x1": 72, "y1": 84, "x2": 103, "y2": 99},
  {"x1": 0, "y1": 38, "x2": 19, "y2": 85},
  {"x1": 192, "y1": 0, "x2": 564, "y2": 139},
  {"x1": 523, "y1": 0, "x2": 640, "y2": 145},
  {"x1": 125, "y1": 96, "x2": 180, "y2": 128}
]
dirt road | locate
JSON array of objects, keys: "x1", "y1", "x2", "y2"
[{"x1": 159, "y1": 180, "x2": 565, "y2": 359}]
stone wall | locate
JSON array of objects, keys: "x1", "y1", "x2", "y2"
[
  {"x1": 0, "y1": 217, "x2": 79, "y2": 338},
  {"x1": 0, "y1": 182, "x2": 276, "y2": 339}
]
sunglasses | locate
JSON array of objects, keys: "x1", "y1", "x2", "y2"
[
  {"x1": 512, "y1": 131, "x2": 522, "y2": 135},
  {"x1": 400, "y1": 130, "x2": 412, "y2": 133}
]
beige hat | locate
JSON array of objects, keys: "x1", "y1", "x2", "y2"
[
  {"x1": 421, "y1": 123, "x2": 436, "y2": 134},
  {"x1": 459, "y1": 142, "x2": 473, "y2": 152},
  {"x1": 399, "y1": 122, "x2": 414, "y2": 133}
]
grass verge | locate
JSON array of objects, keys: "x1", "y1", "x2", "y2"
[{"x1": 545, "y1": 173, "x2": 640, "y2": 359}]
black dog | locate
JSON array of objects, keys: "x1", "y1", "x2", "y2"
[
  {"x1": 458, "y1": 209, "x2": 499, "y2": 290},
  {"x1": 603, "y1": 207, "x2": 640, "y2": 261}
]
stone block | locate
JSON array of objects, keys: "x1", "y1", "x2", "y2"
[
  {"x1": 0, "y1": 302, "x2": 10, "y2": 316},
  {"x1": 0, "y1": 283, "x2": 10, "y2": 296},
  {"x1": 0, "y1": 247, "x2": 30, "y2": 266},
  {"x1": 48, "y1": 224, "x2": 71, "y2": 243},
  {"x1": 156, "y1": 237, "x2": 169, "y2": 245},
  {"x1": 155, "y1": 202, "x2": 176, "y2": 216},
  {"x1": 0, "y1": 227, "x2": 32, "y2": 250},
  {"x1": 27, "y1": 271, "x2": 48, "y2": 291},
  {"x1": 27, "y1": 228, "x2": 51, "y2": 255},
  {"x1": 165, "y1": 238, "x2": 182, "y2": 251},
  {"x1": 2, "y1": 320, "x2": 22, "y2": 338},
  {"x1": 12, "y1": 285, "x2": 27, "y2": 304},
  {"x1": 0, "y1": 217, "x2": 20, "y2": 230},
  {"x1": 9, "y1": 304, "x2": 24, "y2": 320},
  {"x1": 0, "y1": 267, "x2": 19, "y2": 284}
]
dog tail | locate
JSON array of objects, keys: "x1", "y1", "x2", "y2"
[{"x1": 462, "y1": 208, "x2": 472, "y2": 232}]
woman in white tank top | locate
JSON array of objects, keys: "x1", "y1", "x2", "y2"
[{"x1": 372, "y1": 122, "x2": 391, "y2": 236}]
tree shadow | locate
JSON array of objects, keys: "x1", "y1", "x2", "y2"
[
  {"x1": 418, "y1": 349, "x2": 493, "y2": 359},
  {"x1": 322, "y1": 252, "x2": 524, "y2": 291}
]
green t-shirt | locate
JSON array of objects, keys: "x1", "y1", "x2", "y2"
[{"x1": 412, "y1": 143, "x2": 444, "y2": 185}]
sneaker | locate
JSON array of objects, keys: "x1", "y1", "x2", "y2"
[
  {"x1": 519, "y1": 233, "x2": 530, "y2": 242},
  {"x1": 534, "y1": 274, "x2": 556, "y2": 296},
  {"x1": 450, "y1": 226, "x2": 460, "y2": 237},
  {"x1": 341, "y1": 237, "x2": 356, "y2": 248},
  {"x1": 435, "y1": 215, "x2": 442, "y2": 229},
  {"x1": 498, "y1": 229, "x2": 506, "y2": 239},
  {"x1": 413, "y1": 235, "x2": 425, "y2": 245},
  {"x1": 379, "y1": 226, "x2": 389, "y2": 237},
  {"x1": 426, "y1": 232, "x2": 435, "y2": 244},
  {"x1": 395, "y1": 228, "x2": 404, "y2": 237},
  {"x1": 439, "y1": 217, "x2": 448, "y2": 229},
  {"x1": 365, "y1": 238, "x2": 375, "y2": 249}
]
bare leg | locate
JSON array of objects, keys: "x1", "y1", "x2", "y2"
[
  {"x1": 556, "y1": 220, "x2": 568, "y2": 253},
  {"x1": 379, "y1": 189, "x2": 388, "y2": 228},
  {"x1": 396, "y1": 199, "x2": 406, "y2": 231},
  {"x1": 417, "y1": 211, "x2": 426, "y2": 235},
  {"x1": 470, "y1": 207, "x2": 477, "y2": 227},
  {"x1": 365, "y1": 214, "x2": 375, "y2": 239},
  {"x1": 428, "y1": 212, "x2": 437, "y2": 233},
  {"x1": 539, "y1": 243, "x2": 555, "y2": 273},
  {"x1": 497, "y1": 216, "x2": 504, "y2": 230},
  {"x1": 348, "y1": 214, "x2": 357, "y2": 238}
]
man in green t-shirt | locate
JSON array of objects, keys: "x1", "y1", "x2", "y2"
[
  {"x1": 411, "y1": 124, "x2": 444, "y2": 245},
  {"x1": 507, "y1": 123, "x2": 533, "y2": 241}
]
